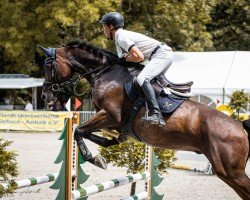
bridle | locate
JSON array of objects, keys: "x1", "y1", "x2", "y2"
[{"x1": 41, "y1": 46, "x2": 111, "y2": 98}]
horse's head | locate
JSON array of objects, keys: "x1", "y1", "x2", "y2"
[
  {"x1": 38, "y1": 46, "x2": 73, "y2": 102},
  {"x1": 38, "y1": 41, "x2": 119, "y2": 103}
]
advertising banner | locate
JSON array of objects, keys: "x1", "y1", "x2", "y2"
[{"x1": 0, "y1": 111, "x2": 70, "y2": 131}]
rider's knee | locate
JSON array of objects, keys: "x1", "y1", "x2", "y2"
[
  {"x1": 137, "y1": 75, "x2": 153, "y2": 87},
  {"x1": 136, "y1": 75, "x2": 145, "y2": 86}
]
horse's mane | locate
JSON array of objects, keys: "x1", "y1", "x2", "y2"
[
  {"x1": 66, "y1": 40, "x2": 118, "y2": 64},
  {"x1": 65, "y1": 40, "x2": 143, "y2": 70}
]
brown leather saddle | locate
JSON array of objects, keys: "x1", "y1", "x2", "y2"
[
  {"x1": 152, "y1": 76, "x2": 193, "y2": 97},
  {"x1": 126, "y1": 64, "x2": 193, "y2": 97}
]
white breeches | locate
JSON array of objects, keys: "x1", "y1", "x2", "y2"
[{"x1": 136, "y1": 45, "x2": 173, "y2": 86}]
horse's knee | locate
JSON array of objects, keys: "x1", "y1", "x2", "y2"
[
  {"x1": 74, "y1": 127, "x2": 89, "y2": 140},
  {"x1": 74, "y1": 128, "x2": 80, "y2": 141}
]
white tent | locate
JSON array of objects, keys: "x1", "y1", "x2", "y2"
[
  {"x1": 167, "y1": 51, "x2": 250, "y2": 104},
  {"x1": 0, "y1": 77, "x2": 44, "y2": 89}
]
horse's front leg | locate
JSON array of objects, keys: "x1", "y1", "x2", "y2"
[{"x1": 74, "y1": 109, "x2": 121, "y2": 169}]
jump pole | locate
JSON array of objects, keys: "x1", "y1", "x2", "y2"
[
  {"x1": 71, "y1": 171, "x2": 150, "y2": 199},
  {"x1": 1, "y1": 173, "x2": 59, "y2": 190},
  {"x1": 70, "y1": 144, "x2": 163, "y2": 200},
  {"x1": 171, "y1": 162, "x2": 213, "y2": 175}
]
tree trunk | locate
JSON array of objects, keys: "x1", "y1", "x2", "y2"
[
  {"x1": 79, "y1": 22, "x2": 84, "y2": 37},
  {"x1": 130, "y1": 182, "x2": 137, "y2": 196}
]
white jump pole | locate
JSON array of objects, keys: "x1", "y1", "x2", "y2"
[{"x1": 71, "y1": 171, "x2": 150, "y2": 200}]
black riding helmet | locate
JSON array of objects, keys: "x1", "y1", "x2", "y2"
[{"x1": 99, "y1": 12, "x2": 124, "y2": 29}]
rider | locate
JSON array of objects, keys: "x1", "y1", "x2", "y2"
[{"x1": 100, "y1": 12, "x2": 174, "y2": 127}]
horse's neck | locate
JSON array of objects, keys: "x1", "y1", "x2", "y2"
[{"x1": 90, "y1": 64, "x2": 133, "y2": 86}]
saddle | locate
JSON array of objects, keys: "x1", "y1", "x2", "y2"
[
  {"x1": 153, "y1": 75, "x2": 193, "y2": 98},
  {"x1": 118, "y1": 75, "x2": 188, "y2": 140},
  {"x1": 157, "y1": 77, "x2": 193, "y2": 92},
  {"x1": 126, "y1": 62, "x2": 193, "y2": 97},
  {"x1": 125, "y1": 76, "x2": 187, "y2": 112}
]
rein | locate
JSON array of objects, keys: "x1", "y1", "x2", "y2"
[{"x1": 50, "y1": 65, "x2": 110, "y2": 92}]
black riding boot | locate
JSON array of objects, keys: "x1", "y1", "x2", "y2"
[{"x1": 141, "y1": 79, "x2": 165, "y2": 127}]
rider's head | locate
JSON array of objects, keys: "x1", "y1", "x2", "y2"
[{"x1": 99, "y1": 12, "x2": 124, "y2": 40}]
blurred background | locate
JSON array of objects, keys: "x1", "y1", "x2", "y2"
[{"x1": 0, "y1": 0, "x2": 249, "y2": 115}]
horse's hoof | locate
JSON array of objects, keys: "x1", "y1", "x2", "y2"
[
  {"x1": 118, "y1": 134, "x2": 127, "y2": 143},
  {"x1": 89, "y1": 154, "x2": 107, "y2": 170}
]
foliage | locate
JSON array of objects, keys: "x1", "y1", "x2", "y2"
[
  {"x1": 121, "y1": 0, "x2": 215, "y2": 51},
  {"x1": 0, "y1": 0, "x2": 120, "y2": 75},
  {"x1": 207, "y1": 0, "x2": 250, "y2": 51},
  {"x1": 99, "y1": 138, "x2": 176, "y2": 174},
  {"x1": 0, "y1": 0, "x2": 249, "y2": 76},
  {"x1": 228, "y1": 90, "x2": 250, "y2": 120},
  {"x1": 0, "y1": 138, "x2": 19, "y2": 198}
]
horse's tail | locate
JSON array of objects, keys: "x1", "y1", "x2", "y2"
[{"x1": 242, "y1": 119, "x2": 250, "y2": 160}]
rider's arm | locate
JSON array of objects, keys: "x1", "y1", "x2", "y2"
[{"x1": 125, "y1": 46, "x2": 144, "y2": 63}]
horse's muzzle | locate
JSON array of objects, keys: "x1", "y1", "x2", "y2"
[{"x1": 41, "y1": 89, "x2": 56, "y2": 103}]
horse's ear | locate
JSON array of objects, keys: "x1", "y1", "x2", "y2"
[{"x1": 37, "y1": 45, "x2": 55, "y2": 58}]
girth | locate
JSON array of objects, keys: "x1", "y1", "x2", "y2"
[{"x1": 118, "y1": 97, "x2": 144, "y2": 141}]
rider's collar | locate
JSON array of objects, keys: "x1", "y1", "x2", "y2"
[{"x1": 114, "y1": 28, "x2": 123, "y2": 41}]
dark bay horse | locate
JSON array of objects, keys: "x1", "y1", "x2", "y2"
[{"x1": 38, "y1": 41, "x2": 250, "y2": 199}]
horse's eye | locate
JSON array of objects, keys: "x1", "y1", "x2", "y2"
[{"x1": 44, "y1": 64, "x2": 51, "y2": 69}]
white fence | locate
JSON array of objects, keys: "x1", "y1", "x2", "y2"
[{"x1": 78, "y1": 111, "x2": 96, "y2": 123}]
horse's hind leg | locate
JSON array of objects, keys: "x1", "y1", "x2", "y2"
[
  {"x1": 206, "y1": 143, "x2": 250, "y2": 199},
  {"x1": 219, "y1": 173, "x2": 250, "y2": 200}
]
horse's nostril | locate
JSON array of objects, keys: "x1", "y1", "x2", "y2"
[{"x1": 41, "y1": 94, "x2": 46, "y2": 100}]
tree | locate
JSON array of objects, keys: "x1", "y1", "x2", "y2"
[
  {"x1": 0, "y1": 138, "x2": 19, "y2": 198},
  {"x1": 207, "y1": 0, "x2": 250, "y2": 51},
  {"x1": 228, "y1": 90, "x2": 250, "y2": 120},
  {"x1": 0, "y1": 0, "x2": 119, "y2": 75},
  {"x1": 1, "y1": 0, "x2": 248, "y2": 77},
  {"x1": 99, "y1": 138, "x2": 176, "y2": 195},
  {"x1": 121, "y1": 0, "x2": 215, "y2": 51}
]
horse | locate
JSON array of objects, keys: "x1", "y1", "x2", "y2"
[{"x1": 38, "y1": 40, "x2": 250, "y2": 200}]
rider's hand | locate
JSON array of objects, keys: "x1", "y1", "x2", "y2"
[{"x1": 118, "y1": 54, "x2": 129, "y2": 64}]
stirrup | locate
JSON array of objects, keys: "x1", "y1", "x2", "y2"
[
  {"x1": 142, "y1": 111, "x2": 165, "y2": 127},
  {"x1": 142, "y1": 115, "x2": 165, "y2": 127},
  {"x1": 151, "y1": 113, "x2": 165, "y2": 127},
  {"x1": 142, "y1": 101, "x2": 165, "y2": 127}
]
